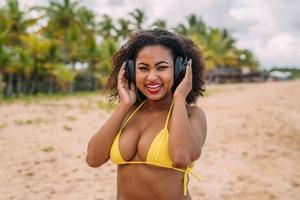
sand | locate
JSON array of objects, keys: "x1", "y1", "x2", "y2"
[{"x1": 0, "y1": 79, "x2": 299, "y2": 200}]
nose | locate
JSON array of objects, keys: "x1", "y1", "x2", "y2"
[{"x1": 147, "y1": 69, "x2": 158, "y2": 81}]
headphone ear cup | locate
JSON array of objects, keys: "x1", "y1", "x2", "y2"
[
  {"x1": 174, "y1": 56, "x2": 187, "y2": 89},
  {"x1": 125, "y1": 60, "x2": 135, "y2": 89},
  {"x1": 174, "y1": 57, "x2": 181, "y2": 84},
  {"x1": 125, "y1": 59, "x2": 146, "y2": 103}
]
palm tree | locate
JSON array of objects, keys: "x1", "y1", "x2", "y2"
[
  {"x1": 187, "y1": 14, "x2": 207, "y2": 36},
  {"x1": 0, "y1": 9, "x2": 12, "y2": 96},
  {"x1": 74, "y1": 7, "x2": 101, "y2": 90},
  {"x1": 129, "y1": 8, "x2": 147, "y2": 30},
  {"x1": 14, "y1": 47, "x2": 33, "y2": 95},
  {"x1": 81, "y1": 32, "x2": 101, "y2": 90},
  {"x1": 238, "y1": 49, "x2": 259, "y2": 70},
  {"x1": 98, "y1": 14, "x2": 116, "y2": 39},
  {"x1": 174, "y1": 23, "x2": 188, "y2": 35},
  {"x1": 21, "y1": 34, "x2": 51, "y2": 94},
  {"x1": 174, "y1": 15, "x2": 207, "y2": 50},
  {"x1": 98, "y1": 38, "x2": 117, "y2": 87},
  {"x1": 0, "y1": 0, "x2": 36, "y2": 96},
  {"x1": 77, "y1": 6, "x2": 95, "y2": 31},
  {"x1": 35, "y1": 0, "x2": 85, "y2": 64},
  {"x1": 151, "y1": 19, "x2": 167, "y2": 29},
  {"x1": 115, "y1": 18, "x2": 131, "y2": 42},
  {"x1": 2, "y1": 0, "x2": 36, "y2": 46},
  {"x1": 52, "y1": 63, "x2": 76, "y2": 92},
  {"x1": 0, "y1": 7, "x2": 10, "y2": 74},
  {"x1": 204, "y1": 28, "x2": 239, "y2": 68},
  {"x1": 175, "y1": 14, "x2": 241, "y2": 70},
  {"x1": 43, "y1": 42, "x2": 61, "y2": 94},
  {"x1": 1, "y1": 48, "x2": 18, "y2": 97},
  {"x1": 174, "y1": 14, "x2": 207, "y2": 36},
  {"x1": 0, "y1": 38, "x2": 12, "y2": 96}
]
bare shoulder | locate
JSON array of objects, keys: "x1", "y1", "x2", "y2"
[
  {"x1": 119, "y1": 103, "x2": 140, "y2": 126},
  {"x1": 187, "y1": 105, "x2": 206, "y2": 119}
]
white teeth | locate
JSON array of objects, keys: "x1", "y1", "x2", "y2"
[{"x1": 146, "y1": 84, "x2": 162, "y2": 89}]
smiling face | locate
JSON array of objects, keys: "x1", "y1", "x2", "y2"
[{"x1": 135, "y1": 45, "x2": 174, "y2": 101}]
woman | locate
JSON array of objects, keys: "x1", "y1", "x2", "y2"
[{"x1": 86, "y1": 29, "x2": 207, "y2": 200}]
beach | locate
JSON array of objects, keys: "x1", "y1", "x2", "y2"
[{"x1": 1, "y1": 79, "x2": 299, "y2": 200}]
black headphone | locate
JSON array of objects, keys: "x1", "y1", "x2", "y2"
[{"x1": 125, "y1": 56, "x2": 188, "y2": 102}]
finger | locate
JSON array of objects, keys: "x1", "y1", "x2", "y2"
[
  {"x1": 184, "y1": 60, "x2": 191, "y2": 82},
  {"x1": 118, "y1": 62, "x2": 126, "y2": 83},
  {"x1": 189, "y1": 60, "x2": 192, "y2": 80},
  {"x1": 118, "y1": 62, "x2": 126, "y2": 77},
  {"x1": 123, "y1": 82, "x2": 129, "y2": 90},
  {"x1": 121, "y1": 76, "x2": 128, "y2": 87},
  {"x1": 129, "y1": 82, "x2": 135, "y2": 92},
  {"x1": 118, "y1": 73, "x2": 125, "y2": 89},
  {"x1": 183, "y1": 62, "x2": 189, "y2": 80},
  {"x1": 184, "y1": 60, "x2": 191, "y2": 80}
]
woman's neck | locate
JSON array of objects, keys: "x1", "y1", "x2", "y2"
[{"x1": 143, "y1": 93, "x2": 173, "y2": 113}]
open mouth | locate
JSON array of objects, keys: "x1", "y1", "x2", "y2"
[{"x1": 145, "y1": 84, "x2": 162, "y2": 94}]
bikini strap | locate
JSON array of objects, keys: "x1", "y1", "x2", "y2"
[
  {"x1": 120, "y1": 100, "x2": 147, "y2": 130},
  {"x1": 172, "y1": 161, "x2": 203, "y2": 196},
  {"x1": 164, "y1": 98, "x2": 175, "y2": 129}
]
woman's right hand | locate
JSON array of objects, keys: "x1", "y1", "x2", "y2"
[{"x1": 117, "y1": 62, "x2": 137, "y2": 106}]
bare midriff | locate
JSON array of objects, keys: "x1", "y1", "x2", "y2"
[{"x1": 116, "y1": 161, "x2": 192, "y2": 200}]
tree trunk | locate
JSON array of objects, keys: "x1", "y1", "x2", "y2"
[
  {"x1": 63, "y1": 27, "x2": 68, "y2": 64},
  {"x1": 48, "y1": 76, "x2": 54, "y2": 94},
  {"x1": 31, "y1": 57, "x2": 38, "y2": 95},
  {"x1": 68, "y1": 62, "x2": 75, "y2": 94},
  {"x1": 91, "y1": 61, "x2": 96, "y2": 91},
  {"x1": 16, "y1": 72, "x2": 22, "y2": 97},
  {"x1": 23, "y1": 77, "x2": 30, "y2": 94},
  {"x1": 5, "y1": 73, "x2": 14, "y2": 97}
]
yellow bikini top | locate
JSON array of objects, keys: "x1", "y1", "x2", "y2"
[{"x1": 110, "y1": 98, "x2": 202, "y2": 196}]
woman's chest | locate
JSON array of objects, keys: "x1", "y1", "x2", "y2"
[{"x1": 118, "y1": 113, "x2": 169, "y2": 161}]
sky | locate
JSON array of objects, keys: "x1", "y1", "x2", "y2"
[{"x1": 2, "y1": 0, "x2": 300, "y2": 69}]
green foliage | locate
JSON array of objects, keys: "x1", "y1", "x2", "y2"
[
  {"x1": 151, "y1": 19, "x2": 167, "y2": 29},
  {"x1": 0, "y1": 0, "x2": 262, "y2": 98},
  {"x1": 129, "y1": 8, "x2": 147, "y2": 30}
]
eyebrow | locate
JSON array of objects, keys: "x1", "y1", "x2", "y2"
[{"x1": 137, "y1": 61, "x2": 169, "y2": 66}]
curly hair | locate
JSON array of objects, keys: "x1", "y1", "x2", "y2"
[{"x1": 105, "y1": 29, "x2": 206, "y2": 105}]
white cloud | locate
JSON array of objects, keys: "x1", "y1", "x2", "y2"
[
  {"x1": 257, "y1": 33, "x2": 300, "y2": 66},
  {"x1": 226, "y1": 0, "x2": 300, "y2": 68}
]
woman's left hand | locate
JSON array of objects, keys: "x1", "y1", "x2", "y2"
[{"x1": 173, "y1": 59, "x2": 193, "y2": 100}]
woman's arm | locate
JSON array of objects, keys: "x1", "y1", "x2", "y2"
[
  {"x1": 86, "y1": 62, "x2": 137, "y2": 167},
  {"x1": 170, "y1": 59, "x2": 207, "y2": 168},
  {"x1": 169, "y1": 97, "x2": 207, "y2": 168},
  {"x1": 86, "y1": 103, "x2": 131, "y2": 167}
]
